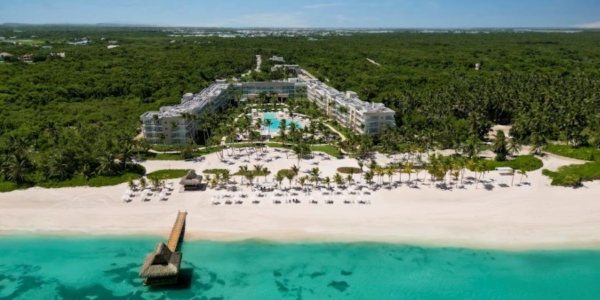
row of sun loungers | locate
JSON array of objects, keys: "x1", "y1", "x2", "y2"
[{"x1": 211, "y1": 198, "x2": 372, "y2": 206}]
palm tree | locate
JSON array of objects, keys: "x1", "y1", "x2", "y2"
[
  {"x1": 333, "y1": 172, "x2": 344, "y2": 187},
  {"x1": 463, "y1": 137, "x2": 481, "y2": 159},
  {"x1": 365, "y1": 170, "x2": 375, "y2": 184},
  {"x1": 149, "y1": 177, "x2": 162, "y2": 191},
  {"x1": 507, "y1": 138, "x2": 522, "y2": 157},
  {"x1": 292, "y1": 143, "x2": 310, "y2": 166},
  {"x1": 473, "y1": 160, "x2": 485, "y2": 189},
  {"x1": 275, "y1": 172, "x2": 285, "y2": 188},
  {"x1": 289, "y1": 122, "x2": 298, "y2": 142},
  {"x1": 246, "y1": 173, "x2": 255, "y2": 186},
  {"x1": 5, "y1": 154, "x2": 32, "y2": 184},
  {"x1": 139, "y1": 177, "x2": 147, "y2": 191},
  {"x1": 210, "y1": 177, "x2": 219, "y2": 189},
  {"x1": 96, "y1": 152, "x2": 116, "y2": 176},
  {"x1": 323, "y1": 176, "x2": 332, "y2": 190},
  {"x1": 357, "y1": 160, "x2": 364, "y2": 181},
  {"x1": 279, "y1": 119, "x2": 288, "y2": 142},
  {"x1": 128, "y1": 178, "x2": 137, "y2": 191},
  {"x1": 492, "y1": 130, "x2": 509, "y2": 161},
  {"x1": 385, "y1": 166, "x2": 394, "y2": 186},
  {"x1": 239, "y1": 165, "x2": 249, "y2": 184},
  {"x1": 262, "y1": 167, "x2": 271, "y2": 182},
  {"x1": 310, "y1": 167, "x2": 321, "y2": 185},
  {"x1": 117, "y1": 133, "x2": 136, "y2": 171},
  {"x1": 369, "y1": 159, "x2": 378, "y2": 171},
  {"x1": 290, "y1": 164, "x2": 300, "y2": 177},
  {"x1": 222, "y1": 169, "x2": 231, "y2": 185},
  {"x1": 297, "y1": 176, "x2": 308, "y2": 189},
  {"x1": 346, "y1": 174, "x2": 353, "y2": 186},
  {"x1": 403, "y1": 162, "x2": 414, "y2": 186},
  {"x1": 285, "y1": 172, "x2": 295, "y2": 188},
  {"x1": 48, "y1": 152, "x2": 70, "y2": 180},
  {"x1": 529, "y1": 131, "x2": 547, "y2": 156},
  {"x1": 510, "y1": 169, "x2": 516, "y2": 186},
  {"x1": 264, "y1": 118, "x2": 273, "y2": 138},
  {"x1": 374, "y1": 166, "x2": 384, "y2": 185},
  {"x1": 158, "y1": 133, "x2": 166, "y2": 146},
  {"x1": 43, "y1": 121, "x2": 60, "y2": 145},
  {"x1": 170, "y1": 121, "x2": 179, "y2": 131},
  {"x1": 518, "y1": 169, "x2": 528, "y2": 184}
]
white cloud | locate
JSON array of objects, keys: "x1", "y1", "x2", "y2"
[
  {"x1": 304, "y1": 3, "x2": 347, "y2": 9},
  {"x1": 212, "y1": 13, "x2": 308, "y2": 28},
  {"x1": 576, "y1": 21, "x2": 600, "y2": 28}
]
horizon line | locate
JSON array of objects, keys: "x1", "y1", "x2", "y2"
[{"x1": 1, "y1": 23, "x2": 599, "y2": 30}]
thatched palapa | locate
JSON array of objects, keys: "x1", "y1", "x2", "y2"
[
  {"x1": 179, "y1": 170, "x2": 202, "y2": 190},
  {"x1": 139, "y1": 243, "x2": 182, "y2": 285}
]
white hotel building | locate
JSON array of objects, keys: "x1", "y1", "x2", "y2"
[
  {"x1": 140, "y1": 79, "x2": 306, "y2": 144},
  {"x1": 306, "y1": 80, "x2": 395, "y2": 135},
  {"x1": 140, "y1": 75, "x2": 396, "y2": 145}
]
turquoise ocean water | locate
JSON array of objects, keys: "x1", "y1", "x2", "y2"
[{"x1": 1, "y1": 237, "x2": 600, "y2": 300}]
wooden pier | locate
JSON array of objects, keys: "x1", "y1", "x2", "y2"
[
  {"x1": 139, "y1": 211, "x2": 187, "y2": 286},
  {"x1": 167, "y1": 211, "x2": 187, "y2": 252}
]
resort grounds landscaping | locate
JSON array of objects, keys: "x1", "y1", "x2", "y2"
[{"x1": 146, "y1": 169, "x2": 191, "y2": 180}]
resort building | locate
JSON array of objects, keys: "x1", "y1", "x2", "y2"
[
  {"x1": 140, "y1": 65, "x2": 396, "y2": 144},
  {"x1": 19, "y1": 54, "x2": 33, "y2": 63},
  {"x1": 140, "y1": 80, "x2": 230, "y2": 144},
  {"x1": 269, "y1": 55, "x2": 285, "y2": 62},
  {"x1": 307, "y1": 80, "x2": 395, "y2": 135},
  {"x1": 140, "y1": 79, "x2": 306, "y2": 144},
  {"x1": 270, "y1": 64, "x2": 302, "y2": 75},
  {"x1": 0, "y1": 52, "x2": 12, "y2": 62}
]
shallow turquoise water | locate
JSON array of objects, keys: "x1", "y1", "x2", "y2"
[
  {"x1": 263, "y1": 112, "x2": 303, "y2": 131},
  {"x1": 1, "y1": 237, "x2": 600, "y2": 300}
]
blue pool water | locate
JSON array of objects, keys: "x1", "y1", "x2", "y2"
[
  {"x1": 263, "y1": 112, "x2": 303, "y2": 131},
  {"x1": 1, "y1": 237, "x2": 600, "y2": 299}
]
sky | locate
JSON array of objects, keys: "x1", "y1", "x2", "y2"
[{"x1": 1, "y1": 0, "x2": 600, "y2": 28}]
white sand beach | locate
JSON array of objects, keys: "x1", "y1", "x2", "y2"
[{"x1": 1, "y1": 148, "x2": 600, "y2": 250}]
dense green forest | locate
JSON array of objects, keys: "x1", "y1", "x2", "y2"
[{"x1": 1, "y1": 26, "x2": 600, "y2": 188}]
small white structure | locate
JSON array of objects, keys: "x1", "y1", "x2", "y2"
[
  {"x1": 475, "y1": 63, "x2": 481, "y2": 70},
  {"x1": 50, "y1": 52, "x2": 66, "y2": 58},
  {"x1": 495, "y1": 167, "x2": 513, "y2": 175},
  {"x1": 252, "y1": 109, "x2": 258, "y2": 118},
  {"x1": 269, "y1": 56, "x2": 285, "y2": 62},
  {"x1": 107, "y1": 45, "x2": 120, "y2": 49}
]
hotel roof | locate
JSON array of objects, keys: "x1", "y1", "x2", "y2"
[
  {"x1": 308, "y1": 81, "x2": 394, "y2": 114},
  {"x1": 142, "y1": 83, "x2": 229, "y2": 119}
]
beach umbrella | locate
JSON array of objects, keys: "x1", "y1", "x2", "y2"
[{"x1": 121, "y1": 195, "x2": 129, "y2": 202}]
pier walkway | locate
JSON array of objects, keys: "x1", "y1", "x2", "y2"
[{"x1": 167, "y1": 211, "x2": 187, "y2": 252}]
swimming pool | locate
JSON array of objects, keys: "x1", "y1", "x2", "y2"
[{"x1": 263, "y1": 112, "x2": 304, "y2": 131}]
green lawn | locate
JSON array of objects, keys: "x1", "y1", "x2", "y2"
[
  {"x1": 0, "y1": 181, "x2": 29, "y2": 193},
  {"x1": 311, "y1": 145, "x2": 342, "y2": 158},
  {"x1": 146, "y1": 169, "x2": 190, "y2": 179},
  {"x1": 144, "y1": 147, "x2": 222, "y2": 161},
  {"x1": 471, "y1": 155, "x2": 544, "y2": 172},
  {"x1": 543, "y1": 161, "x2": 600, "y2": 186},
  {"x1": 36, "y1": 173, "x2": 143, "y2": 189},
  {"x1": 544, "y1": 145, "x2": 600, "y2": 162}
]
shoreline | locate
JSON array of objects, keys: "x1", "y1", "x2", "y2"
[{"x1": 3, "y1": 228, "x2": 600, "y2": 252}]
